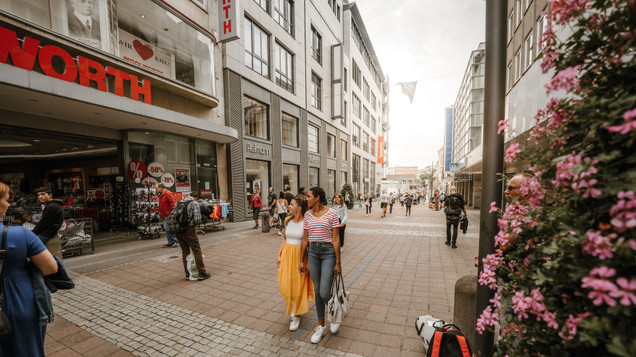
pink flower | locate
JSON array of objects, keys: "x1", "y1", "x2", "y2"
[
  {"x1": 498, "y1": 119, "x2": 510, "y2": 134},
  {"x1": 609, "y1": 278, "x2": 636, "y2": 306},
  {"x1": 489, "y1": 201, "x2": 498, "y2": 213},
  {"x1": 504, "y1": 143, "x2": 521, "y2": 163},
  {"x1": 550, "y1": 0, "x2": 594, "y2": 25},
  {"x1": 559, "y1": 312, "x2": 593, "y2": 341},
  {"x1": 581, "y1": 267, "x2": 619, "y2": 306},
  {"x1": 476, "y1": 306, "x2": 497, "y2": 334},
  {"x1": 582, "y1": 230, "x2": 617, "y2": 259},
  {"x1": 608, "y1": 107, "x2": 636, "y2": 134},
  {"x1": 545, "y1": 66, "x2": 581, "y2": 94},
  {"x1": 609, "y1": 191, "x2": 636, "y2": 229}
]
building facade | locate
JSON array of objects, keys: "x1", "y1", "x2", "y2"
[
  {"x1": 222, "y1": 0, "x2": 388, "y2": 221},
  {"x1": 0, "y1": 0, "x2": 236, "y2": 230},
  {"x1": 451, "y1": 42, "x2": 485, "y2": 208}
]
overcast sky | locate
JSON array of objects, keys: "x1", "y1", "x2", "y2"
[{"x1": 354, "y1": 0, "x2": 486, "y2": 169}]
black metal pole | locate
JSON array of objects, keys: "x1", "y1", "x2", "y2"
[{"x1": 476, "y1": 0, "x2": 506, "y2": 355}]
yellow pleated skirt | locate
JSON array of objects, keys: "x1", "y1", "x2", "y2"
[{"x1": 277, "y1": 243, "x2": 315, "y2": 316}]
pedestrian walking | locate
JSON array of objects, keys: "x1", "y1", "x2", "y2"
[
  {"x1": 389, "y1": 192, "x2": 394, "y2": 214},
  {"x1": 0, "y1": 182, "x2": 59, "y2": 357},
  {"x1": 444, "y1": 186, "x2": 467, "y2": 249},
  {"x1": 276, "y1": 191, "x2": 289, "y2": 236},
  {"x1": 399, "y1": 193, "x2": 404, "y2": 207},
  {"x1": 156, "y1": 183, "x2": 178, "y2": 248},
  {"x1": 277, "y1": 195, "x2": 314, "y2": 331},
  {"x1": 380, "y1": 190, "x2": 388, "y2": 217},
  {"x1": 284, "y1": 186, "x2": 294, "y2": 205},
  {"x1": 266, "y1": 187, "x2": 277, "y2": 228},
  {"x1": 299, "y1": 187, "x2": 341, "y2": 344},
  {"x1": 31, "y1": 186, "x2": 64, "y2": 259},
  {"x1": 365, "y1": 194, "x2": 372, "y2": 216},
  {"x1": 175, "y1": 192, "x2": 210, "y2": 280},
  {"x1": 344, "y1": 192, "x2": 351, "y2": 207},
  {"x1": 249, "y1": 188, "x2": 262, "y2": 229},
  {"x1": 332, "y1": 193, "x2": 348, "y2": 252},
  {"x1": 404, "y1": 193, "x2": 413, "y2": 216},
  {"x1": 357, "y1": 192, "x2": 363, "y2": 209}
]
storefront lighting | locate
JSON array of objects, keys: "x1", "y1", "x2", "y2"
[
  {"x1": 144, "y1": 132, "x2": 150, "y2": 135},
  {"x1": 33, "y1": 139, "x2": 40, "y2": 142},
  {"x1": 0, "y1": 140, "x2": 32, "y2": 147},
  {"x1": 140, "y1": 14, "x2": 146, "y2": 18}
]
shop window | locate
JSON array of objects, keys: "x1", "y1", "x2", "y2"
[
  {"x1": 274, "y1": 42, "x2": 294, "y2": 92},
  {"x1": 273, "y1": 0, "x2": 293, "y2": 35},
  {"x1": 196, "y1": 140, "x2": 218, "y2": 197},
  {"x1": 340, "y1": 171, "x2": 347, "y2": 187},
  {"x1": 308, "y1": 124, "x2": 319, "y2": 153},
  {"x1": 352, "y1": 154, "x2": 360, "y2": 184},
  {"x1": 327, "y1": 170, "x2": 336, "y2": 196},
  {"x1": 245, "y1": 17, "x2": 270, "y2": 77},
  {"x1": 244, "y1": 97, "x2": 269, "y2": 140},
  {"x1": 246, "y1": 159, "x2": 270, "y2": 206},
  {"x1": 340, "y1": 139, "x2": 347, "y2": 160},
  {"x1": 327, "y1": 134, "x2": 336, "y2": 158},
  {"x1": 0, "y1": 0, "x2": 217, "y2": 96},
  {"x1": 309, "y1": 167, "x2": 319, "y2": 188},
  {"x1": 281, "y1": 113, "x2": 298, "y2": 147},
  {"x1": 283, "y1": 164, "x2": 299, "y2": 193}
]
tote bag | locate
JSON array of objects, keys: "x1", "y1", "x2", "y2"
[{"x1": 327, "y1": 273, "x2": 350, "y2": 324}]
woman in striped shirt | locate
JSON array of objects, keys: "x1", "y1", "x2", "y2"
[{"x1": 300, "y1": 187, "x2": 342, "y2": 344}]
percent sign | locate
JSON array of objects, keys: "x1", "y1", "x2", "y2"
[{"x1": 127, "y1": 160, "x2": 147, "y2": 180}]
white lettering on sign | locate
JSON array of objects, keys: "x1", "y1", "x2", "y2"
[{"x1": 246, "y1": 143, "x2": 271, "y2": 156}]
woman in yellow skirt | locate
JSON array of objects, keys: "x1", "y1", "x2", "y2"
[{"x1": 277, "y1": 195, "x2": 314, "y2": 331}]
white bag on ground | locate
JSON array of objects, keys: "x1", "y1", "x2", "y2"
[
  {"x1": 415, "y1": 315, "x2": 445, "y2": 351},
  {"x1": 327, "y1": 273, "x2": 349, "y2": 324},
  {"x1": 186, "y1": 254, "x2": 200, "y2": 281}
]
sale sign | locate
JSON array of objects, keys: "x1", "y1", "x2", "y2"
[
  {"x1": 127, "y1": 160, "x2": 147, "y2": 180},
  {"x1": 175, "y1": 168, "x2": 191, "y2": 192},
  {"x1": 148, "y1": 162, "x2": 165, "y2": 177},
  {"x1": 142, "y1": 177, "x2": 157, "y2": 187},
  {"x1": 161, "y1": 173, "x2": 175, "y2": 187}
]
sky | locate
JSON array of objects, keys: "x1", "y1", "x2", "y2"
[{"x1": 354, "y1": 0, "x2": 486, "y2": 169}]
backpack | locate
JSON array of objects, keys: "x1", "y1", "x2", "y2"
[
  {"x1": 446, "y1": 195, "x2": 462, "y2": 216},
  {"x1": 425, "y1": 323, "x2": 472, "y2": 357},
  {"x1": 167, "y1": 200, "x2": 194, "y2": 233}
]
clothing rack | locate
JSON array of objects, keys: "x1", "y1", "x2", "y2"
[{"x1": 197, "y1": 199, "x2": 231, "y2": 233}]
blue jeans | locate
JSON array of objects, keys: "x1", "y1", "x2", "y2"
[
  {"x1": 308, "y1": 242, "x2": 336, "y2": 320},
  {"x1": 163, "y1": 218, "x2": 177, "y2": 245}
]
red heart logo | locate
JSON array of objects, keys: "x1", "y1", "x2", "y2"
[{"x1": 133, "y1": 40, "x2": 154, "y2": 61}]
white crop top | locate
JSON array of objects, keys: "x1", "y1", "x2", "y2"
[{"x1": 285, "y1": 220, "x2": 303, "y2": 245}]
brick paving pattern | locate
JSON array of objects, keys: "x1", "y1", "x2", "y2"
[{"x1": 46, "y1": 203, "x2": 480, "y2": 356}]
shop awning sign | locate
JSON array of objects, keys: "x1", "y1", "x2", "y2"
[
  {"x1": 127, "y1": 160, "x2": 147, "y2": 180},
  {"x1": 148, "y1": 162, "x2": 165, "y2": 177}
]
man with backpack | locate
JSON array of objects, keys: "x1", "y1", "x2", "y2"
[
  {"x1": 404, "y1": 193, "x2": 413, "y2": 216},
  {"x1": 171, "y1": 192, "x2": 210, "y2": 281},
  {"x1": 156, "y1": 183, "x2": 178, "y2": 248},
  {"x1": 443, "y1": 186, "x2": 466, "y2": 248}
]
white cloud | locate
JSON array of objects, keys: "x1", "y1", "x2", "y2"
[{"x1": 355, "y1": 0, "x2": 485, "y2": 168}]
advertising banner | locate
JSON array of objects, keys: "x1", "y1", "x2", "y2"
[
  {"x1": 175, "y1": 168, "x2": 191, "y2": 192},
  {"x1": 118, "y1": 29, "x2": 173, "y2": 77},
  {"x1": 377, "y1": 136, "x2": 385, "y2": 164}
]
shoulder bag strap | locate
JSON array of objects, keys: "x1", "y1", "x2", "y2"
[{"x1": 0, "y1": 225, "x2": 8, "y2": 297}]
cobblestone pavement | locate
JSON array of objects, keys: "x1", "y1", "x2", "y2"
[{"x1": 46, "y1": 203, "x2": 480, "y2": 356}]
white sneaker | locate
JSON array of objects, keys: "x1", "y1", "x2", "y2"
[
  {"x1": 278, "y1": 232, "x2": 283, "y2": 236},
  {"x1": 340, "y1": 247, "x2": 343, "y2": 253},
  {"x1": 330, "y1": 323, "x2": 340, "y2": 334},
  {"x1": 289, "y1": 315, "x2": 300, "y2": 331},
  {"x1": 311, "y1": 325, "x2": 327, "y2": 343}
]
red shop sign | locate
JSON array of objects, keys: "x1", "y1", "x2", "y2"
[
  {"x1": 127, "y1": 160, "x2": 148, "y2": 180},
  {"x1": 0, "y1": 26, "x2": 152, "y2": 104}
]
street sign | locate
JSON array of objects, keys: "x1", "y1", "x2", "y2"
[{"x1": 450, "y1": 162, "x2": 465, "y2": 171}]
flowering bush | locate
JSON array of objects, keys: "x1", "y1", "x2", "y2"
[{"x1": 477, "y1": 1, "x2": 636, "y2": 355}]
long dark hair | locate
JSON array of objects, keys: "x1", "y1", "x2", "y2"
[
  {"x1": 309, "y1": 186, "x2": 327, "y2": 205},
  {"x1": 292, "y1": 195, "x2": 308, "y2": 216}
]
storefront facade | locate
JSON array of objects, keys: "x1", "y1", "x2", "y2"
[{"x1": 0, "y1": 0, "x2": 237, "y2": 230}]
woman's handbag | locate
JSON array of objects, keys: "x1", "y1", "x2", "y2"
[
  {"x1": 0, "y1": 226, "x2": 14, "y2": 342},
  {"x1": 327, "y1": 273, "x2": 350, "y2": 324}
]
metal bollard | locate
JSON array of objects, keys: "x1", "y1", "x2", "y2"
[
  {"x1": 261, "y1": 212, "x2": 270, "y2": 233},
  {"x1": 453, "y1": 275, "x2": 478, "y2": 348}
]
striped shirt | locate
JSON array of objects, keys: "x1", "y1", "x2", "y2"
[{"x1": 303, "y1": 208, "x2": 340, "y2": 243}]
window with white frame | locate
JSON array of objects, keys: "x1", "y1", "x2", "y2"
[
  {"x1": 342, "y1": 101, "x2": 348, "y2": 127},
  {"x1": 536, "y1": 13, "x2": 547, "y2": 55},
  {"x1": 352, "y1": 94, "x2": 361, "y2": 117},
  {"x1": 514, "y1": 49, "x2": 521, "y2": 81},
  {"x1": 352, "y1": 60, "x2": 361, "y2": 87},
  {"x1": 508, "y1": 10, "x2": 514, "y2": 42},
  {"x1": 311, "y1": 26, "x2": 322, "y2": 63},
  {"x1": 273, "y1": 0, "x2": 293, "y2": 34},
  {"x1": 507, "y1": 62, "x2": 513, "y2": 90},
  {"x1": 363, "y1": 79, "x2": 370, "y2": 101},
  {"x1": 371, "y1": 138, "x2": 375, "y2": 156},
  {"x1": 311, "y1": 72, "x2": 322, "y2": 110},
  {"x1": 525, "y1": 0, "x2": 531, "y2": 11},
  {"x1": 308, "y1": 124, "x2": 319, "y2": 153},
  {"x1": 362, "y1": 131, "x2": 369, "y2": 152},
  {"x1": 254, "y1": 0, "x2": 268, "y2": 12},
  {"x1": 524, "y1": 31, "x2": 533, "y2": 70},
  {"x1": 343, "y1": 67, "x2": 348, "y2": 91},
  {"x1": 352, "y1": 124, "x2": 360, "y2": 147},
  {"x1": 244, "y1": 97, "x2": 269, "y2": 140},
  {"x1": 245, "y1": 17, "x2": 269, "y2": 77},
  {"x1": 515, "y1": 0, "x2": 522, "y2": 27},
  {"x1": 371, "y1": 93, "x2": 376, "y2": 110},
  {"x1": 281, "y1": 113, "x2": 298, "y2": 147},
  {"x1": 327, "y1": 134, "x2": 336, "y2": 157},
  {"x1": 274, "y1": 42, "x2": 293, "y2": 92},
  {"x1": 371, "y1": 116, "x2": 376, "y2": 133},
  {"x1": 340, "y1": 139, "x2": 347, "y2": 160},
  {"x1": 363, "y1": 106, "x2": 370, "y2": 127}
]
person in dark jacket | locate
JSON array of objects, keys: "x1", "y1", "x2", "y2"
[
  {"x1": 32, "y1": 187, "x2": 64, "y2": 260},
  {"x1": 443, "y1": 186, "x2": 467, "y2": 248},
  {"x1": 176, "y1": 192, "x2": 210, "y2": 281}
]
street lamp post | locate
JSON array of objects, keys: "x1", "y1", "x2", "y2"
[{"x1": 476, "y1": 0, "x2": 507, "y2": 355}]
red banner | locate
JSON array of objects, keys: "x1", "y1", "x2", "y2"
[{"x1": 377, "y1": 136, "x2": 385, "y2": 164}]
